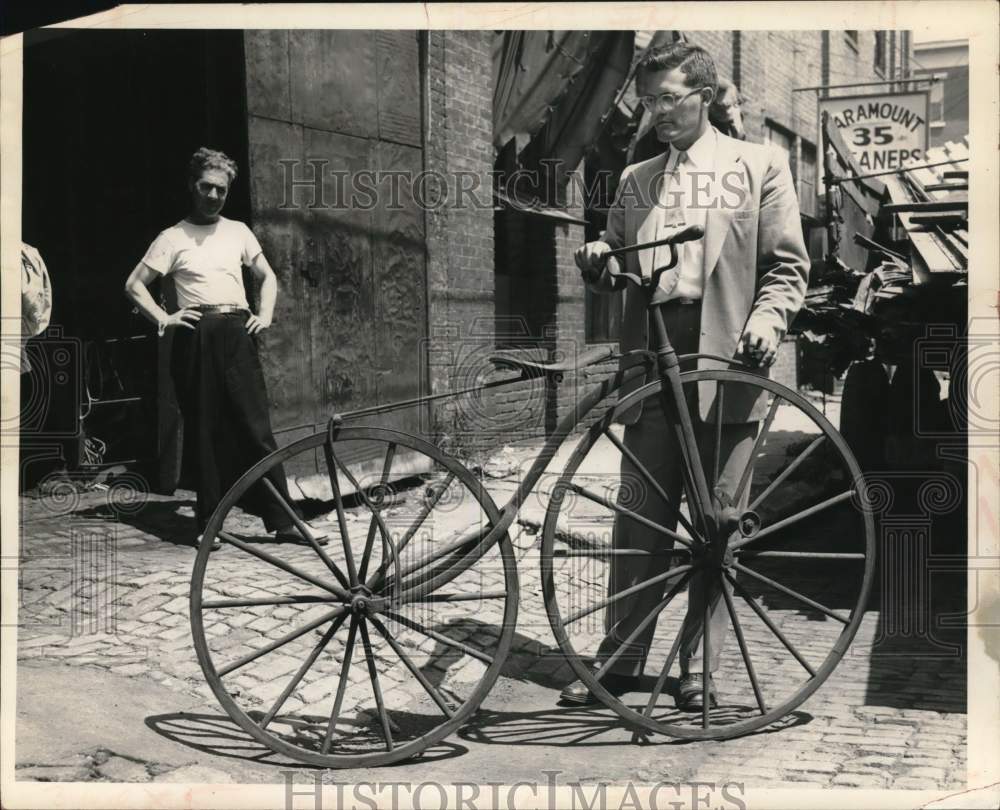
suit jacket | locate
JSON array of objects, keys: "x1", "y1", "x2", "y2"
[{"x1": 589, "y1": 127, "x2": 810, "y2": 424}]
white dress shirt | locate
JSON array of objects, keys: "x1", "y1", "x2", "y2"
[{"x1": 655, "y1": 126, "x2": 717, "y2": 300}]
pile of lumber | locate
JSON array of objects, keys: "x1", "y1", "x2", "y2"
[{"x1": 796, "y1": 128, "x2": 968, "y2": 373}]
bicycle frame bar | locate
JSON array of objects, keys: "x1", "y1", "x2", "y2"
[
  {"x1": 648, "y1": 305, "x2": 716, "y2": 538},
  {"x1": 394, "y1": 362, "x2": 650, "y2": 601},
  {"x1": 399, "y1": 331, "x2": 718, "y2": 601}
]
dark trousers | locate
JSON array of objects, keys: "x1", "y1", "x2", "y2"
[
  {"x1": 596, "y1": 303, "x2": 757, "y2": 677},
  {"x1": 170, "y1": 312, "x2": 299, "y2": 533}
]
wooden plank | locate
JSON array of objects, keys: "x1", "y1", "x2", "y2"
[
  {"x1": 923, "y1": 182, "x2": 968, "y2": 192},
  {"x1": 909, "y1": 231, "x2": 965, "y2": 276},
  {"x1": 883, "y1": 200, "x2": 968, "y2": 214},
  {"x1": 908, "y1": 213, "x2": 967, "y2": 227}
]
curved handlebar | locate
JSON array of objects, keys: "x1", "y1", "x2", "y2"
[{"x1": 602, "y1": 224, "x2": 705, "y2": 290}]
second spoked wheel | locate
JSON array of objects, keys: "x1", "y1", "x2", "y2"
[
  {"x1": 541, "y1": 369, "x2": 876, "y2": 739},
  {"x1": 190, "y1": 427, "x2": 518, "y2": 767}
]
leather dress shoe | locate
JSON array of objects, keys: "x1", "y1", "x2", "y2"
[
  {"x1": 676, "y1": 673, "x2": 718, "y2": 711},
  {"x1": 559, "y1": 672, "x2": 639, "y2": 706}
]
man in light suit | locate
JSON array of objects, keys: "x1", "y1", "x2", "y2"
[{"x1": 562, "y1": 43, "x2": 809, "y2": 710}]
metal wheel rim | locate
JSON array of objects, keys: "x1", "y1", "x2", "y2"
[
  {"x1": 541, "y1": 370, "x2": 876, "y2": 740},
  {"x1": 190, "y1": 426, "x2": 519, "y2": 767}
]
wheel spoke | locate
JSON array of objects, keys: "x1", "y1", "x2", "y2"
[
  {"x1": 216, "y1": 606, "x2": 346, "y2": 677},
  {"x1": 218, "y1": 531, "x2": 349, "y2": 601},
  {"x1": 321, "y1": 614, "x2": 359, "y2": 754},
  {"x1": 259, "y1": 477, "x2": 351, "y2": 590},
  {"x1": 593, "y1": 571, "x2": 693, "y2": 681},
  {"x1": 202, "y1": 594, "x2": 342, "y2": 609},
  {"x1": 553, "y1": 548, "x2": 691, "y2": 560},
  {"x1": 369, "y1": 615, "x2": 455, "y2": 719},
  {"x1": 327, "y1": 442, "x2": 399, "y2": 584},
  {"x1": 323, "y1": 439, "x2": 359, "y2": 585},
  {"x1": 359, "y1": 620, "x2": 394, "y2": 751},
  {"x1": 734, "y1": 490, "x2": 855, "y2": 548},
  {"x1": 671, "y1": 421, "x2": 713, "y2": 542},
  {"x1": 564, "y1": 564, "x2": 693, "y2": 625},
  {"x1": 721, "y1": 579, "x2": 767, "y2": 715},
  {"x1": 733, "y1": 394, "x2": 781, "y2": 507},
  {"x1": 725, "y1": 570, "x2": 816, "y2": 677},
  {"x1": 712, "y1": 382, "x2": 725, "y2": 490},
  {"x1": 358, "y1": 443, "x2": 397, "y2": 583},
  {"x1": 565, "y1": 482, "x2": 695, "y2": 549},
  {"x1": 642, "y1": 624, "x2": 684, "y2": 718},
  {"x1": 366, "y1": 473, "x2": 461, "y2": 594},
  {"x1": 396, "y1": 472, "x2": 457, "y2": 559},
  {"x1": 383, "y1": 610, "x2": 492, "y2": 664},
  {"x1": 406, "y1": 590, "x2": 508, "y2": 604},
  {"x1": 386, "y1": 523, "x2": 490, "y2": 589},
  {"x1": 260, "y1": 612, "x2": 348, "y2": 730},
  {"x1": 603, "y1": 428, "x2": 700, "y2": 541},
  {"x1": 735, "y1": 550, "x2": 865, "y2": 560},
  {"x1": 730, "y1": 562, "x2": 850, "y2": 624},
  {"x1": 749, "y1": 435, "x2": 826, "y2": 512},
  {"x1": 702, "y1": 571, "x2": 712, "y2": 730}
]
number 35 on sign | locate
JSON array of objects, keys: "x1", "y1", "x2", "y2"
[{"x1": 819, "y1": 91, "x2": 930, "y2": 171}]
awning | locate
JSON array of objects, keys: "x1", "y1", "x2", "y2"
[
  {"x1": 493, "y1": 31, "x2": 634, "y2": 206},
  {"x1": 493, "y1": 188, "x2": 589, "y2": 225}
]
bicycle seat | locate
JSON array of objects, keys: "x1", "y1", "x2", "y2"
[{"x1": 488, "y1": 345, "x2": 615, "y2": 378}]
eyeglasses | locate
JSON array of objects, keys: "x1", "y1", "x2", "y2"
[{"x1": 639, "y1": 87, "x2": 706, "y2": 112}]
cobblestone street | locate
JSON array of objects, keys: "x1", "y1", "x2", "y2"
[{"x1": 14, "y1": 399, "x2": 969, "y2": 789}]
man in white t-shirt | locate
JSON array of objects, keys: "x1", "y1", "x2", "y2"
[{"x1": 125, "y1": 147, "x2": 325, "y2": 550}]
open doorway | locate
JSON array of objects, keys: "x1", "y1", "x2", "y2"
[{"x1": 21, "y1": 28, "x2": 250, "y2": 490}]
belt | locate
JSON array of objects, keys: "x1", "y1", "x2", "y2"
[
  {"x1": 190, "y1": 304, "x2": 249, "y2": 314},
  {"x1": 664, "y1": 297, "x2": 700, "y2": 307}
]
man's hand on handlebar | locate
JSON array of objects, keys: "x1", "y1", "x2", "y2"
[{"x1": 574, "y1": 241, "x2": 612, "y2": 284}]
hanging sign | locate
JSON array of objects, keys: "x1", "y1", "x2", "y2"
[{"x1": 819, "y1": 91, "x2": 930, "y2": 171}]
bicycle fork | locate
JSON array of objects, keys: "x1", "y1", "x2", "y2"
[{"x1": 648, "y1": 303, "x2": 730, "y2": 558}]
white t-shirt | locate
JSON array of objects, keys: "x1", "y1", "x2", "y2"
[{"x1": 141, "y1": 217, "x2": 262, "y2": 309}]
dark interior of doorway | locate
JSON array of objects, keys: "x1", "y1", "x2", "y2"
[{"x1": 21, "y1": 28, "x2": 250, "y2": 490}]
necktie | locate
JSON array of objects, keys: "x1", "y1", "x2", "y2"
[{"x1": 655, "y1": 150, "x2": 688, "y2": 298}]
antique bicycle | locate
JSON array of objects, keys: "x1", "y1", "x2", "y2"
[{"x1": 188, "y1": 225, "x2": 875, "y2": 767}]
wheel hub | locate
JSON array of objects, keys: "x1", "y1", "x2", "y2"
[
  {"x1": 350, "y1": 584, "x2": 374, "y2": 615},
  {"x1": 738, "y1": 510, "x2": 761, "y2": 538}
]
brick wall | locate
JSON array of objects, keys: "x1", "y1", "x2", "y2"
[
  {"x1": 448, "y1": 29, "x2": 913, "y2": 459},
  {"x1": 424, "y1": 31, "x2": 498, "y2": 456}
]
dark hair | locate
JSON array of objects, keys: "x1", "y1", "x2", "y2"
[
  {"x1": 188, "y1": 147, "x2": 238, "y2": 185},
  {"x1": 636, "y1": 43, "x2": 718, "y2": 96}
]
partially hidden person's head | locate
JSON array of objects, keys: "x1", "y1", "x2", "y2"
[
  {"x1": 187, "y1": 147, "x2": 238, "y2": 222},
  {"x1": 635, "y1": 42, "x2": 717, "y2": 151},
  {"x1": 710, "y1": 77, "x2": 745, "y2": 140}
]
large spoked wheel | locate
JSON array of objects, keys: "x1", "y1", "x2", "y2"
[
  {"x1": 190, "y1": 427, "x2": 518, "y2": 767},
  {"x1": 541, "y1": 370, "x2": 876, "y2": 740}
]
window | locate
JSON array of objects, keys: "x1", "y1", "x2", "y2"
[
  {"x1": 798, "y1": 141, "x2": 818, "y2": 217},
  {"x1": 929, "y1": 72, "x2": 947, "y2": 125},
  {"x1": 845, "y1": 30, "x2": 859, "y2": 51},
  {"x1": 765, "y1": 120, "x2": 794, "y2": 163},
  {"x1": 874, "y1": 32, "x2": 887, "y2": 76},
  {"x1": 767, "y1": 121, "x2": 817, "y2": 217}
]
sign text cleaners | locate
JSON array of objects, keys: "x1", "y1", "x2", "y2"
[{"x1": 819, "y1": 91, "x2": 929, "y2": 171}]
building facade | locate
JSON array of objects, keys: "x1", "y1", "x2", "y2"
[
  {"x1": 494, "y1": 30, "x2": 916, "y2": 437},
  {"x1": 21, "y1": 28, "x2": 919, "y2": 492},
  {"x1": 912, "y1": 38, "x2": 969, "y2": 147}
]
